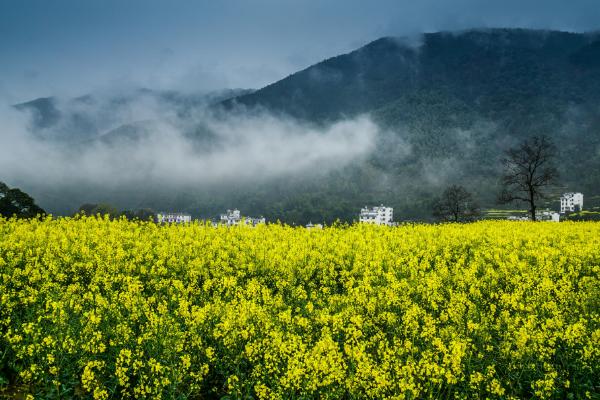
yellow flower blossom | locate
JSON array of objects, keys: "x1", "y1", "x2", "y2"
[{"x1": 0, "y1": 216, "x2": 597, "y2": 398}]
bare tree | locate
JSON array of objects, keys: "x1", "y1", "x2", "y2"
[
  {"x1": 432, "y1": 185, "x2": 480, "y2": 222},
  {"x1": 498, "y1": 135, "x2": 559, "y2": 221}
]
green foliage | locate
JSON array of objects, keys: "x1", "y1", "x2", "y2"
[
  {"x1": 120, "y1": 208, "x2": 156, "y2": 222},
  {"x1": 78, "y1": 204, "x2": 157, "y2": 221},
  {"x1": 563, "y1": 208, "x2": 600, "y2": 221},
  {"x1": 0, "y1": 181, "x2": 46, "y2": 218},
  {"x1": 76, "y1": 203, "x2": 119, "y2": 218}
]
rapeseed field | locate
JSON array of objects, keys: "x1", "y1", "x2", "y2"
[{"x1": 0, "y1": 216, "x2": 598, "y2": 399}]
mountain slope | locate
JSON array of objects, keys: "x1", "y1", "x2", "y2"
[
  {"x1": 8, "y1": 29, "x2": 600, "y2": 222},
  {"x1": 229, "y1": 29, "x2": 600, "y2": 121},
  {"x1": 221, "y1": 29, "x2": 600, "y2": 219}
]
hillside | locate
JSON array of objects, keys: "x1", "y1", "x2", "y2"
[
  {"x1": 9, "y1": 29, "x2": 600, "y2": 222},
  {"x1": 230, "y1": 29, "x2": 600, "y2": 121},
  {"x1": 221, "y1": 29, "x2": 600, "y2": 220}
]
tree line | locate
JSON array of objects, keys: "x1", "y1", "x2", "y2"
[
  {"x1": 75, "y1": 203, "x2": 156, "y2": 221},
  {"x1": 0, "y1": 190, "x2": 157, "y2": 222}
]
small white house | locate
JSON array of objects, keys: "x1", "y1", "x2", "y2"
[
  {"x1": 537, "y1": 209, "x2": 560, "y2": 222},
  {"x1": 220, "y1": 209, "x2": 241, "y2": 226},
  {"x1": 246, "y1": 216, "x2": 266, "y2": 226},
  {"x1": 560, "y1": 192, "x2": 583, "y2": 214},
  {"x1": 156, "y1": 212, "x2": 192, "y2": 224},
  {"x1": 507, "y1": 215, "x2": 530, "y2": 221},
  {"x1": 219, "y1": 209, "x2": 265, "y2": 226},
  {"x1": 359, "y1": 205, "x2": 393, "y2": 225}
]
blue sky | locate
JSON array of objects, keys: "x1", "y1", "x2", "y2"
[{"x1": 1, "y1": 0, "x2": 600, "y2": 101}]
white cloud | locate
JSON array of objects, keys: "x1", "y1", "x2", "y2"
[{"x1": 0, "y1": 95, "x2": 378, "y2": 190}]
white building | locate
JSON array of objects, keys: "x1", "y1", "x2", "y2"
[
  {"x1": 359, "y1": 205, "x2": 394, "y2": 225},
  {"x1": 220, "y1": 209, "x2": 241, "y2": 226},
  {"x1": 537, "y1": 209, "x2": 560, "y2": 222},
  {"x1": 507, "y1": 215, "x2": 530, "y2": 221},
  {"x1": 219, "y1": 209, "x2": 265, "y2": 226},
  {"x1": 560, "y1": 192, "x2": 583, "y2": 214},
  {"x1": 246, "y1": 216, "x2": 266, "y2": 226},
  {"x1": 156, "y1": 212, "x2": 192, "y2": 224}
]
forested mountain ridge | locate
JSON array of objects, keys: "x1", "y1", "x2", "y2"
[
  {"x1": 9, "y1": 29, "x2": 600, "y2": 222},
  {"x1": 221, "y1": 28, "x2": 600, "y2": 219},
  {"x1": 228, "y1": 29, "x2": 600, "y2": 122}
]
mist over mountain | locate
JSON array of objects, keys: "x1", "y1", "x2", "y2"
[
  {"x1": 224, "y1": 28, "x2": 600, "y2": 217},
  {"x1": 5, "y1": 28, "x2": 600, "y2": 223},
  {"x1": 14, "y1": 88, "x2": 253, "y2": 141},
  {"x1": 3, "y1": 87, "x2": 379, "y2": 220}
]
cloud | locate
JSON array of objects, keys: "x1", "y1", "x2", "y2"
[{"x1": 0, "y1": 94, "x2": 378, "y2": 193}]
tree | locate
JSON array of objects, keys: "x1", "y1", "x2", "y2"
[
  {"x1": 76, "y1": 203, "x2": 119, "y2": 218},
  {"x1": 134, "y1": 208, "x2": 156, "y2": 221},
  {"x1": 0, "y1": 181, "x2": 46, "y2": 218},
  {"x1": 432, "y1": 185, "x2": 480, "y2": 222},
  {"x1": 121, "y1": 208, "x2": 156, "y2": 221},
  {"x1": 498, "y1": 135, "x2": 559, "y2": 221},
  {"x1": 77, "y1": 203, "x2": 98, "y2": 215}
]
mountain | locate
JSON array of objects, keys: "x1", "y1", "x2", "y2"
[
  {"x1": 14, "y1": 88, "x2": 253, "y2": 141},
  {"x1": 14, "y1": 97, "x2": 62, "y2": 129},
  {"x1": 9, "y1": 29, "x2": 600, "y2": 222},
  {"x1": 220, "y1": 28, "x2": 600, "y2": 219},
  {"x1": 228, "y1": 29, "x2": 600, "y2": 121}
]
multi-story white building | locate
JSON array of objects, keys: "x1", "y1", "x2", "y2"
[
  {"x1": 156, "y1": 212, "x2": 192, "y2": 224},
  {"x1": 220, "y1": 209, "x2": 241, "y2": 226},
  {"x1": 560, "y1": 192, "x2": 583, "y2": 213},
  {"x1": 219, "y1": 209, "x2": 265, "y2": 226},
  {"x1": 359, "y1": 205, "x2": 394, "y2": 225}
]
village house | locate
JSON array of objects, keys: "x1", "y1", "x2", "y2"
[
  {"x1": 507, "y1": 215, "x2": 530, "y2": 221},
  {"x1": 219, "y1": 209, "x2": 265, "y2": 226},
  {"x1": 560, "y1": 192, "x2": 583, "y2": 213},
  {"x1": 220, "y1": 209, "x2": 241, "y2": 226},
  {"x1": 156, "y1": 212, "x2": 192, "y2": 224},
  {"x1": 359, "y1": 205, "x2": 394, "y2": 226},
  {"x1": 537, "y1": 209, "x2": 560, "y2": 222}
]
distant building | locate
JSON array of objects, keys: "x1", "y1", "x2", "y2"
[
  {"x1": 219, "y1": 209, "x2": 265, "y2": 226},
  {"x1": 246, "y1": 216, "x2": 266, "y2": 226},
  {"x1": 156, "y1": 212, "x2": 192, "y2": 224},
  {"x1": 507, "y1": 215, "x2": 530, "y2": 221},
  {"x1": 359, "y1": 205, "x2": 393, "y2": 225},
  {"x1": 560, "y1": 192, "x2": 583, "y2": 213},
  {"x1": 220, "y1": 209, "x2": 241, "y2": 226},
  {"x1": 537, "y1": 209, "x2": 560, "y2": 222}
]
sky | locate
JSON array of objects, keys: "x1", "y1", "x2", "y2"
[{"x1": 1, "y1": 0, "x2": 600, "y2": 102}]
